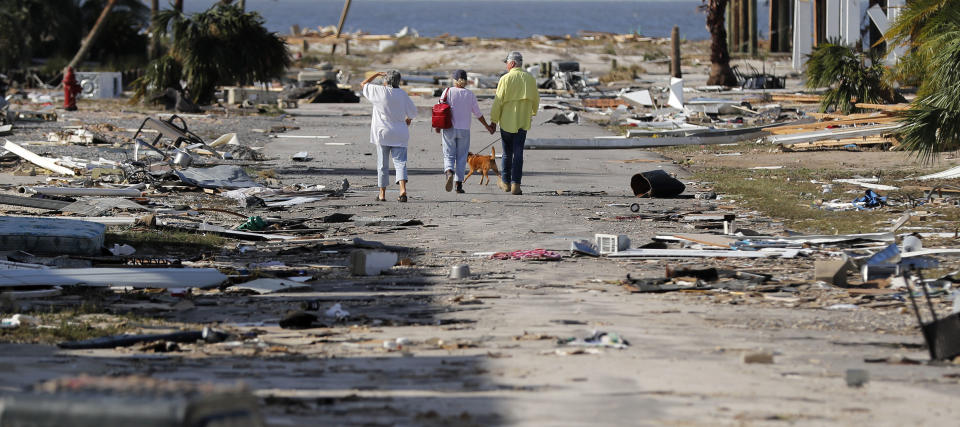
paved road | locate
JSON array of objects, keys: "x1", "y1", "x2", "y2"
[{"x1": 1, "y1": 97, "x2": 958, "y2": 426}]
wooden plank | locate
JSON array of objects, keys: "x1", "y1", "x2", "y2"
[
  {"x1": 583, "y1": 98, "x2": 629, "y2": 109},
  {"x1": 807, "y1": 111, "x2": 895, "y2": 120},
  {"x1": 786, "y1": 136, "x2": 896, "y2": 150},
  {"x1": 767, "y1": 116, "x2": 900, "y2": 135},
  {"x1": 770, "y1": 94, "x2": 821, "y2": 102},
  {"x1": 855, "y1": 103, "x2": 910, "y2": 111},
  {"x1": 3, "y1": 139, "x2": 75, "y2": 176}
]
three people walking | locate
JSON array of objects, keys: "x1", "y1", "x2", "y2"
[{"x1": 364, "y1": 51, "x2": 538, "y2": 200}]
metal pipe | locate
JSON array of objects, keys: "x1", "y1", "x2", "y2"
[
  {"x1": 3, "y1": 215, "x2": 139, "y2": 225},
  {"x1": 20, "y1": 187, "x2": 142, "y2": 197}
]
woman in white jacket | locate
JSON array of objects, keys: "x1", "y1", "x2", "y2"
[{"x1": 361, "y1": 70, "x2": 417, "y2": 202}]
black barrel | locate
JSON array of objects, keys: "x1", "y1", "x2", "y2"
[{"x1": 630, "y1": 170, "x2": 685, "y2": 198}]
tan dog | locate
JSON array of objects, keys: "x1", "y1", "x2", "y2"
[{"x1": 464, "y1": 147, "x2": 500, "y2": 185}]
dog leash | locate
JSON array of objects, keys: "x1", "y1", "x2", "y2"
[{"x1": 474, "y1": 136, "x2": 501, "y2": 154}]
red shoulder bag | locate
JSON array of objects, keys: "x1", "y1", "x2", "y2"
[{"x1": 432, "y1": 88, "x2": 453, "y2": 129}]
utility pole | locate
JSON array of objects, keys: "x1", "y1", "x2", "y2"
[{"x1": 671, "y1": 25, "x2": 682, "y2": 78}]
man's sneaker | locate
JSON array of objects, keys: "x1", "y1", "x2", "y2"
[
  {"x1": 444, "y1": 171, "x2": 453, "y2": 192},
  {"x1": 455, "y1": 182, "x2": 465, "y2": 194},
  {"x1": 511, "y1": 183, "x2": 522, "y2": 195},
  {"x1": 498, "y1": 179, "x2": 510, "y2": 192}
]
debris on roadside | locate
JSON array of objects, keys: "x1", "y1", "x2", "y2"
[
  {"x1": 491, "y1": 249, "x2": 563, "y2": 261},
  {"x1": 558, "y1": 331, "x2": 629, "y2": 349}
]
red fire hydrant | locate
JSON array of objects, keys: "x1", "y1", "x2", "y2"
[{"x1": 63, "y1": 67, "x2": 82, "y2": 111}]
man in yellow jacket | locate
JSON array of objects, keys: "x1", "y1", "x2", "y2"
[{"x1": 490, "y1": 51, "x2": 539, "y2": 195}]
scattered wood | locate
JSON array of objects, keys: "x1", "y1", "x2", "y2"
[
  {"x1": 783, "y1": 136, "x2": 898, "y2": 151},
  {"x1": 770, "y1": 94, "x2": 821, "y2": 103},
  {"x1": 768, "y1": 124, "x2": 902, "y2": 145},
  {"x1": 854, "y1": 103, "x2": 911, "y2": 112},
  {"x1": 582, "y1": 98, "x2": 629, "y2": 109},
  {"x1": 766, "y1": 116, "x2": 900, "y2": 135},
  {"x1": 2, "y1": 139, "x2": 76, "y2": 176},
  {"x1": 807, "y1": 111, "x2": 898, "y2": 120}
]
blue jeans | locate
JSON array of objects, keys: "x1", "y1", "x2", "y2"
[
  {"x1": 500, "y1": 129, "x2": 527, "y2": 185},
  {"x1": 376, "y1": 144, "x2": 407, "y2": 188},
  {"x1": 441, "y1": 128, "x2": 470, "y2": 181}
]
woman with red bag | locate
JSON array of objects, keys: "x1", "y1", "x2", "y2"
[{"x1": 435, "y1": 69, "x2": 495, "y2": 194}]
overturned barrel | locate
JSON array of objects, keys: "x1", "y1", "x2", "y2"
[{"x1": 631, "y1": 170, "x2": 685, "y2": 198}]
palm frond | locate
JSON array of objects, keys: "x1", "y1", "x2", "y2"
[
  {"x1": 896, "y1": 5, "x2": 960, "y2": 162},
  {"x1": 885, "y1": 0, "x2": 955, "y2": 48}
]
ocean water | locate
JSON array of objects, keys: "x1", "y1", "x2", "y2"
[{"x1": 184, "y1": 0, "x2": 771, "y2": 41}]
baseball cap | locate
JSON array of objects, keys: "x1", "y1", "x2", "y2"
[{"x1": 452, "y1": 69, "x2": 468, "y2": 80}]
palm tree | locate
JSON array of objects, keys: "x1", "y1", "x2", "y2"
[
  {"x1": 143, "y1": 3, "x2": 290, "y2": 104},
  {"x1": 884, "y1": 0, "x2": 960, "y2": 160},
  {"x1": 703, "y1": 0, "x2": 737, "y2": 86},
  {"x1": 804, "y1": 41, "x2": 902, "y2": 114}
]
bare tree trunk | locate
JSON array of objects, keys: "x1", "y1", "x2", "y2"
[
  {"x1": 148, "y1": 0, "x2": 159, "y2": 60},
  {"x1": 66, "y1": 0, "x2": 118, "y2": 70},
  {"x1": 706, "y1": 0, "x2": 738, "y2": 86}
]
